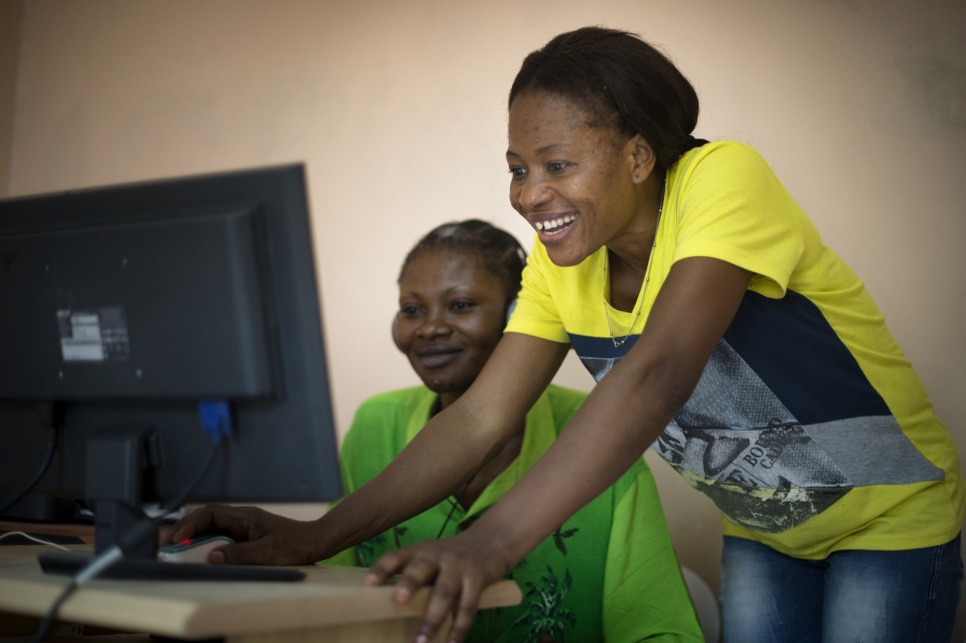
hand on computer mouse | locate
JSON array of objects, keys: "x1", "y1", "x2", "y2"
[
  {"x1": 159, "y1": 535, "x2": 235, "y2": 564},
  {"x1": 162, "y1": 504, "x2": 326, "y2": 566}
]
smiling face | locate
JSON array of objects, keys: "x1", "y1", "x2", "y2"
[
  {"x1": 506, "y1": 91, "x2": 659, "y2": 268},
  {"x1": 394, "y1": 249, "x2": 509, "y2": 410}
]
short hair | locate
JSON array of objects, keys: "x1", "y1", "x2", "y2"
[
  {"x1": 509, "y1": 26, "x2": 701, "y2": 172},
  {"x1": 398, "y1": 219, "x2": 527, "y2": 307}
]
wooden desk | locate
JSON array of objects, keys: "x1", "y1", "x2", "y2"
[
  {"x1": 0, "y1": 520, "x2": 96, "y2": 544},
  {"x1": 0, "y1": 546, "x2": 521, "y2": 642}
]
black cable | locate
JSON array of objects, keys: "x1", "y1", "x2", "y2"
[
  {"x1": 0, "y1": 404, "x2": 62, "y2": 518},
  {"x1": 33, "y1": 577, "x2": 79, "y2": 641},
  {"x1": 32, "y1": 435, "x2": 224, "y2": 643},
  {"x1": 435, "y1": 475, "x2": 474, "y2": 541}
]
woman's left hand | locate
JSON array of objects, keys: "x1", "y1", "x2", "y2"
[{"x1": 363, "y1": 531, "x2": 512, "y2": 643}]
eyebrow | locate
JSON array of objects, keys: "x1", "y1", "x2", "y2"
[
  {"x1": 399, "y1": 283, "x2": 475, "y2": 299},
  {"x1": 506, "y1": 143, "x2": 566, "y2": 159}
]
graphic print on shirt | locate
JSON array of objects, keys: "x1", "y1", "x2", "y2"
[
  {"x1": 654, "y1": 340, "x2": 850, "y2": 533},
  {"x1": 568, "y1": 290, "x2": 944, "y2": 534}
]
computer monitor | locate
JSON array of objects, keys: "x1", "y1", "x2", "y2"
[{"x1": 0, "y1": 163, "x2": 342, "y2": 573}]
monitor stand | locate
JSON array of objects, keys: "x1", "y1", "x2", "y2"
[{"x1": 38, "y1": 427, "x2": 304, "y2": 582}]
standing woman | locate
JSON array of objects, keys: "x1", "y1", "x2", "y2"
[
  {"x1": 363, "y1": 27, "x2": 965, "y2": 642},
  {"x1": 169, "y1": 27, "x2": 964, "y2": 643}
]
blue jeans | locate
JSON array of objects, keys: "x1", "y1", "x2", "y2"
[{"x1": 720, "y1": 533, "x2": 963, "y2": 643}]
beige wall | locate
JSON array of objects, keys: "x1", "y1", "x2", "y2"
[
  {"x1": 6, "y1": 0, "x2": 966, "y2": 633},
  {"x1": 0, "y1": 0, "x2": 24, "y2": 196}
]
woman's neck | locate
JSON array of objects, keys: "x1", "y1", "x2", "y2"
[
  {"x1": 606, "y1": 173, "x2": 665, "y2": 311},
  {"x1": 605, "y1": 171, "x2": 665, "y2": 274}
]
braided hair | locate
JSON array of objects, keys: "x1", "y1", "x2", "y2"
[{"x1": 398, "y1": 219, "x2": 527, "y2": 310}]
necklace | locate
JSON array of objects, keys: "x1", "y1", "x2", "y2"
[
  {"x1": 603, "y1": 190, "x2": 664, "y2": 348},
  {"x1": 436, "y1": 475, "x2": 474, "y2": 539}
]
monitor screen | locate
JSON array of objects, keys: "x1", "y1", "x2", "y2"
[{"x1": 0, "y1": 164, "x2": 342, "y2": 563}]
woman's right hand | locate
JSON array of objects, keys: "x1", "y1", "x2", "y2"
[
  {"x1": 160, "y1": 504, "x2": 323, "y2": 565},
  {"x1": 363, "y1": 531, "x2": 513, "y2": 643}
]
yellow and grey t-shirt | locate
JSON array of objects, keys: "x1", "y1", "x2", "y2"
[{"x1": 507, "y1": 140, "x2": 965, "y2": 559}]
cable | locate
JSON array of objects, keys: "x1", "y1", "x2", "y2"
[
  {"x1": 0, "y1": 531, "x2": 70, "y2": 551},
  {"x1": 32, "y1": 420, "x2": 226, "y2": 643},
  {"x1": 0, "y1": 531, "x2": 71, "y2": 550},
  {"x1": 435, "y1": 475, "x2": 475, "y2": 541},
  {"x1": 0, "y1": 404, "x2": 62, "y2": 518},
  {"x1": 34, "y1": 580, "x2": 80, "y2": 642}
]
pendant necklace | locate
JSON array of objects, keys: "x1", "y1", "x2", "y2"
[{"x1": 603, "y1": 186, "x2": 664, "y2": 349}]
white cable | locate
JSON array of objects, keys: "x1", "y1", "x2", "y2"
[{"x1": 0, "y1": 531, "x2": 71, "y2": 550}]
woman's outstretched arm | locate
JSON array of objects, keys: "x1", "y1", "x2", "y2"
[
  {"x1": 165, "y1": 332, "x2": 569, "y2": 565},
  {"x1": 365, "y1": 256, "x2": 752, "y2": 643}
]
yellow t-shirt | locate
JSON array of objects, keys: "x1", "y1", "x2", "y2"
[{"x1": 506, "y1": 141, "x2": 965, "y2": 559}]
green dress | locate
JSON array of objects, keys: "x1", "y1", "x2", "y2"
[{"x1": 324, "y1": 384, "x2": 703, "y2": 643}]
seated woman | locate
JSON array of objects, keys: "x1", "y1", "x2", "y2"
[{"x1": 324, "y1": 219, "x2": 703, "y2": 642}]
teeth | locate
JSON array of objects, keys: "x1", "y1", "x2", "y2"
[{"x1": 535, "y1": 215, "x2": 577, "y2": 233}]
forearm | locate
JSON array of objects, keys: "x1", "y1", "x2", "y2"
[
  {"x1": 467, "y1": 352, "x2": 685, "y2": 570},
  {"x1": 313, "y1": 333, "x2": 570, "y2": 560},
  {"x1": 467, "y1": 258, "x2": 751, "y2": 571},
  {"x1": 313, "y1": 402, "x2": 500, "y2": 557}
]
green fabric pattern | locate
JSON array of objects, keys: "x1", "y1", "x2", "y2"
[{"x1": 323, "y1": 384, "x2": 703, "y2": 642}]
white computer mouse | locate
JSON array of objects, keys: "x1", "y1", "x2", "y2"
[{"x1": 158, "y1": 535, "x2": 235, "y2": 564}]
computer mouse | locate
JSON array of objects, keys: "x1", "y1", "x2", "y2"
[{"x1": 158, "y1": 535, "x2": 235, "y2": 564}]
